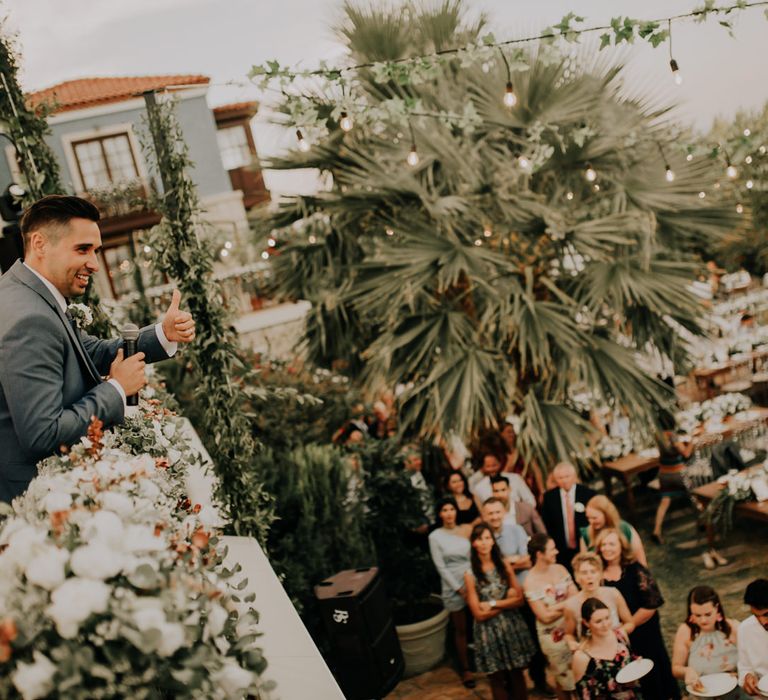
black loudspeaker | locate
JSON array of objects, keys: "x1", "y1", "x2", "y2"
[{"x1": 315, "y1": 567, "x2": 404, "y2": 700}]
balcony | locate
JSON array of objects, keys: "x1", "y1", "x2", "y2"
[{"x1": 83, "y1": 178, "x2": 162, "y2": 236}]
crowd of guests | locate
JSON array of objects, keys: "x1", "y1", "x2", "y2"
[
  {"x1": 331, "y1": 398, "x2": 766, "y2": 699},
  {"x1": 423, "y1": 449, "x2": 768, "y2": 699}
]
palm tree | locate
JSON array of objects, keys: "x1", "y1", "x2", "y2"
[{"x1": 258, "y1": 0, "x2": 740, "y2": 470}]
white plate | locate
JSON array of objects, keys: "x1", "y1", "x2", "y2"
[
  {"x1": 758, "y1": 674, "x2": 768, "y2": 694},
  {"x1": 615, "y1": 658, "x2": 654, "y2": 684},
  {"x1": 686, "y1": 673, "x2": 738, "y2": 697}
]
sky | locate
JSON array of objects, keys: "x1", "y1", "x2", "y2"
[{"x1": 2, "y1": 0, "x2": 767, "y2": 195}]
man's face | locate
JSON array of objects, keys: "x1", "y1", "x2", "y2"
[
  {"x1": 405, "y1": 454, "x2": 422, "y2": 472},
  {"x1": 554, "y1": 463, "x2": 577, "y2": 491},
  {"x1": 483, "y1": 502, "x2": 504, "y2": 531},
  {"x1": 750, "y1": 606, "x2": 768, "y2": 630},
  {"x1": 491, "y1": 480, "x2": 510, "y2": 505},
  {"x1": 481, "y1": 455, "x2": 501, "y2": 476},
  {"x1": 33, "y1": 218, "x2": 101, "y2": 298}
]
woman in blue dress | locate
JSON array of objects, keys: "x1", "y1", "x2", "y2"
[{"x1": 464, "y1": 522, "x2": 535, "y2": 699}]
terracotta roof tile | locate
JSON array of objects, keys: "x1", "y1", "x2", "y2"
[
  {"x1": 28, "y1": 74, "x2": 210, "y2": 114},
  {"x1": 213, "y1": 101, "x2": 259, "y2": 116}
]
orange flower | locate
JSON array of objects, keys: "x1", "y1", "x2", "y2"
[{"x1": 191, "y1": 528, "x2": 209, "y2": 549}]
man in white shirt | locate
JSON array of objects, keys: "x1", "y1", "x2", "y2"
[
  {"x1": 471, "y1": 452, "x2": 536, "y2": 509},
  {"x1": 738, "y1": 578, "x2": 768, "y2": 696},
  {"x1": 0, "y1": 195, "x2": 195, "y2": 502}
]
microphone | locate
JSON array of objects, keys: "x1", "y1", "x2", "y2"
[{"x1": 121, "y1": 324, "x2": 140, "y2": 407}]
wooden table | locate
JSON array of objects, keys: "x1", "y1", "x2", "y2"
[
  {"x1": 692, "y1": 478, "x2": 768, "y2": 524},
  {"x1": 601, "y1": 408, "x2": 768, "y2": 512}
]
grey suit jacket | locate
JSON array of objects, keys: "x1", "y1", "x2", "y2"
[{"x1": 0, "y1": 260, "x2": 170, "y2": 502}]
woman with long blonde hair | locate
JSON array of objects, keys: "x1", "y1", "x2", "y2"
[{"x1": 579, "y1": 495, "x2": 646, "y2": 566}]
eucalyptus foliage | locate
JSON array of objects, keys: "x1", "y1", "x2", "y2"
[
  {"x1": 141, "y1": 97, "x2": 274, "y2": 543},
  {"x1": 258, "y1": 1, "x2": 741, "y2": 469}
]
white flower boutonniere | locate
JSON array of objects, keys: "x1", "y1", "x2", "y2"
[
  {"x1": 67, "y1": 303, "x2": 93, "y2": 330},
  {"x1": 574, "y1": 502, "x2": 586, "y2": 513}
]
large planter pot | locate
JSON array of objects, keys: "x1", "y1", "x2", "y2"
[{"x1": 395, "y1": 595, "x2": 449, "y2": 678}]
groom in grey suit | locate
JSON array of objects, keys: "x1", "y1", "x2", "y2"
[{"x1": 0, "y1": 195, "x2": 196, "y2": 502}]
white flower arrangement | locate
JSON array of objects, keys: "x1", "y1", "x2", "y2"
[
  {"x1": 0, "y1": 399, "x2": 266, "y2": 699},
  {"x1": 66, "y1": 303, "x2": 93, "y2": 330},
  {"x1": 676, "y1": 392, "x2": 752, "y2": 430}
]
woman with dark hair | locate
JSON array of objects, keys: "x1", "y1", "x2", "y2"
[
  {"x1": 524, "y1": 533, "x2": 579, "y2": 699},
  {"x1": 428, "y1": 497, "x2": 473, "y2": 687},
  {"x1": 672, "y1": 586, "x2": 740, "y2": 698},
  {"x1": 596, "y1": 528, "x2": 679, "y2": 700},
  {"x1": 572, "y1": 597, "x2": 641, "y2": 699},
  {"x1": 464, "y1": 523, "x2": 534, "y2": 699},
  {"x1": 444, "y1": 470, "x2": 481, "y2": 525}
]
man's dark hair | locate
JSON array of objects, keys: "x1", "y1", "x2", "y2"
[
  {"x1": 489, "y1": 474, "x2": 509, "y2": 486},
  {"x1": 744, "y1": 578, "x2": 768, "y2": 609},
  {"x1": 20, "y1": 195, "x2": 100, "y2": 248}
]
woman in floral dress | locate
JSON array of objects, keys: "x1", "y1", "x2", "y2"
[
  {"x1": 671, "y1": 586, "x2": 742, "y2": 699},
  {"x1": 524, "y1": 533, "x2": 579, "y2": 699},
  {"x1": 464, "y1": 523, "x2": 535, "y2": 700},
  {"x1": 572, "y1": 597, "x2": 642, "y2": 700}
]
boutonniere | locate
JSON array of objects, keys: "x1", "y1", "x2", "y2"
[
  {"x1": 574, "y1": 502, "x2": 586, "y2": 513},
  {"x1": 67, "y1": 303, "x2": 93, "y2": 330}
]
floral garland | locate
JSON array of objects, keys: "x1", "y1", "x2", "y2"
[{"x1": 0, "y1": 395, "x2": 267, "y2": 699}]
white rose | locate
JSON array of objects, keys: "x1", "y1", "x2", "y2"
[
  {"x1": 123, "y1": 525, "x2": 165, "y2": 552},
  {"x1": 12, "y1": 651, "x2": 56, "y2": 700},
  {"x1": 42, "y1": 490, "x2": 72, "y2": 513},
  {"x1": 206, "y1": 603, "x2": 229, "y2": 637},
  {"x1": 47, "y1": 578, "x2": 111, "y2": 638},
  {"x1": 574, "y1": 502, "x2": 586, "y2": 513},
  {"x1": 212, "y1": 660, "x2": 254, "y2": 697},
  {"x1": 99, "y1": 491, "x2": 134, "y2": 518},
  {"x1": 70, "y1": 542, "x2": 125, "y2": 580},
  {"x1": 81, "y1": 510, "x2": 125, "y2": 547},
  {"x1": 4, "y1": 525, "x2": 47, "y2": 569},
  {"x1": 25, "y1": 545, "x2": 69, "y2": 590},
  {"x1": 157, "y1": 622, "x2": 185, "y2": 657}
]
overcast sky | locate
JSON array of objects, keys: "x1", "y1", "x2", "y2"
[{"x1": 2, "y1": 0, "x2": 767, "y2": 194}]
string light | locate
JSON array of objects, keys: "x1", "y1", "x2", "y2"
[
  {"x1": 566, "y1": 191, "x2": 574, "y2": 200},
  {"x1": 483, "y1": 226, "x2": 493, "y2": 238},
  {"x1": 339, "y1": 111, "x2": 353, "y2": 132},
  {"x1": 407, "y1": 143, "x2": 419, "y2": 167},
  {"x1": 308, "y1": 235, "x2": 317, "y2": 243},
  {"x1": 736, "y1": 203, "x2": 744, "y2": 214},
  {"x1": 143, "y1": 245, "x2": 152, "y2": 254},
  {"x1": 760, "y1": 146, "x2": 766, "y2": 155},
  {"x1": 746, "y1": 179, "x2": 754, "y2": 189},
  {"x1": 224, "y1": 241, "x2": 233, "y2": 249},
  {"x1": 514, "y1": 152, "x2": 531, "y2": 171},
  {"x1": 385, "y1": 228, "x2": 394, "y2": 236},
  {"x1": 584, "y1": 163, "x2": 597, "y2": 182},
  {"x1": 698, "y1": 191, "x2": 706, "y2": 199},
  {"x1": 220, "y1": 249, "x2": 229, "y2": 258},
  {"x1": 744, "y1": 128, "x2": 751, "y2": 136},
  {"x1": 726, "y1": 162, "x2": 738, "y2": 179},
  {"x1": 686, "y1": 154, "x2": 693, "y2": 162},
  {"x1": 668, "y1": 20, "x2": 683, "y2": 85},
  {"x1": 267, "y1": 238, "x2": 276, "y2": 247},
  {"x1": 261, "y1": 251, "x2": 269, "y2": 259},
  {"x1": 474, "y1": 239, "x2": 483, "y2": 246},
  {"x1": 665, "y1": 165, "x2": 675, "y2": 182},
  {"x1": 745, "y1": 155, "x2": 753, "y2": 164},
  {"x1": 499, "y1": 48, "x2": 517, "y2": 107},
  {"x1": 296, "y1": 129, "x2": 310, "y2": 152},
  {"x1": 593, "y1": 184, "x2": 600, "y2": 191}
]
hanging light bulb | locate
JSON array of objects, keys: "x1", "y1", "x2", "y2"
[
  {"x1": 296, "y1": 129, "x2": 310, "y2": 152},
  {"x1": 513, "y1": 152, "x2": 531, "y2": 171},
  {"x1": 474, "y1": 239, "x2": 483, "y2": 247},
  {"x1": 308, "y1": 235, "x2": 317, "y2": 244},
  {"x1": 385, "y1": 228, "x2": 394, "y2": 237},
  {"x1": 566, "y1": 191, "x2": 574, "y2": 201},
  {"x1": 759, "y1": 146, "x2": 766, "y2": 155},
  {"x1": 745, "y1": 156, "x2": 753, "y2": 164},
  {"x1": 726, "y1": 162, "x2": 738, "y2": 179},
  {"x1": 698, "y1": 191, "x2": 706, "y2": 199},
  {"x1": 339, "y1": 111, "x2": 353, "y2": 132},
  {"x1": 584, "y1": 163, "x2": 597, "y2": 182},
  {"x1": 407, "y1": 144, "x2": 419, "y2": 167},
  {"x1": 483, "y1": 226, "x2": 492, "y2": 238},
  {"x1": 736, "y1": 203, "x2": 744, "y2": 214},
  {"x1": 669, "y1": 58, "x2": 683, "y2": 85},
  {"x1": 744, "y1": 128, "x2": 751, "y2": 137},
  {"x1": 503, "y1": 81, "x2": 517, "y2": 107},
  {"x1": 665, "y1": 164, "x2": 675, "y2": 182},
  {"x1": 746, "y1": 179, "x2": 754, "y2": 189},
  {"x1": 686, "y1": 154, "x2": 693, "y2": 162}
]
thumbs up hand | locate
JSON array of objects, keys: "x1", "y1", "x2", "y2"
[{"x1": 162, "y1": 289, "x2": 196, "y2": 344}]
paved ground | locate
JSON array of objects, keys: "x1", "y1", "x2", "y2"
[{"x1": 388, "y1": 480, "x2": 768, "y2": 699}]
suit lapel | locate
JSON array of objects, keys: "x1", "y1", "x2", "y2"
[{"x1": 9, "y1": 261, "x2": 102, "y2": 385}]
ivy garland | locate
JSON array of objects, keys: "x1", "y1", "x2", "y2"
[
  {"x1": 141, "y1": 94, "x2": 275, "y2": 544},
  {"x1": 0, "y1": 26, "x2": 112, "y2": 336},
  {"x1": 248, "y1": 0, "x2": 768, "y2": 143}
]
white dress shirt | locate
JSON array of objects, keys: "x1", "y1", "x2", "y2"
[
  {"x1": 560, "y1": 485, "x2": 577, "y2": 547},
  {"x1": 472, "y1": 473, "x2": 536, "y2": 507},
  {"x1": 23, "y1": 262, "x2": 177, "y2": 407},
  {"x1": 737, "y1": 615, "x2": 768, "y2": 684}
]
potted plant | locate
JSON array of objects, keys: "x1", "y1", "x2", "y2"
[{"x1": 360, "y1": 441, "x2": 447, "y2": 677}]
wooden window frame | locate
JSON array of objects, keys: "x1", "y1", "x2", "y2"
[{"x1": 70, "y1": 131, "x2": 141, "y2": 190}]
